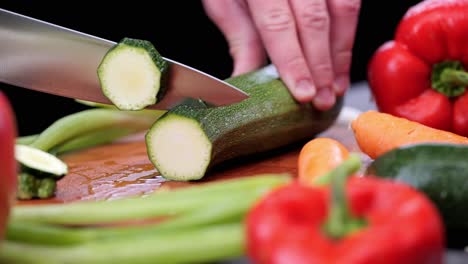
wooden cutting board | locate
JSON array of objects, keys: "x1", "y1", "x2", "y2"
[{"x1": 16, "y1": 120, "x2": 362, "y2": 205}]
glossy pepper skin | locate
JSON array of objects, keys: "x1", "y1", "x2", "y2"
[
  {"x1": 246, "y1": 177, "x2": 445, "y2": 264},
  {"x1": 0, "y1": 91, "x2": 17, "y2": 240},
  {"x1": 368, "y1": 0, "x2": 468, "y2": 136}
]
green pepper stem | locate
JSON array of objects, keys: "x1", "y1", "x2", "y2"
[
  {"x1": 323, "y1": 154, "x2": 366, "y2": 239},
  {"x1": 432, "y1": 61, "x2": 468, "y2": 97},
  {"x1": 440, "y1": 68, "x2": 468, "y2": 86}
]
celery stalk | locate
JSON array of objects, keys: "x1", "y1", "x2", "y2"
[
  {"x1": 30, "y1": 109, "x2": 163, "y2": 151},
  {"x1": 16, "y1": 134, "x2": 38, "y2": 145},
  {"x1": 8, "y1": 192, "x2": 254, "y2": 245},
  {"x1": 6, "y1": 221, "x2": 95, "y2": 246},
  {"x1": 1, "y1": 223, "x2": 244, "y2": 264},
  {"x1": 12, "y1": 174, "x2": 290, "y2": 225},
  {"x1": 52, "y1": 127, "x2": 136, "y2": 154}
]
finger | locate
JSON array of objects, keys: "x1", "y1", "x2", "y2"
[
  {"x1": 328, "y1": 0, "x2": 361, "y2": 95},
  {"x1": 290, "y1": 0, "x2": 335, "y2": 109},
  {"x1": 202, "y1": 0, "x2": 267, "y2": 76},
  {"x1": 247, "y1": 0, "x2": 316, "y2": 102}
]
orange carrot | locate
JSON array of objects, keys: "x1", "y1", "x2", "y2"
[
  {"x1": 297, "y1": 137, "x2": 349, "y2": 186},
  {"x1": 351, "y1": 110, "x2": 468, "y2": 159}
]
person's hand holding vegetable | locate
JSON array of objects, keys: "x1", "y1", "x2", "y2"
[{"x1": 202, "y1": 0, "x2": 361, "y2": 111}]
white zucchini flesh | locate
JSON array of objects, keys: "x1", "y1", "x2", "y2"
[
  {"x1": 145, "y1": 115, "x2": 212, "y2": 181},
  {"x1": 15, "y1": 145, "x2": 68, "y2": 176},
  {"x1": 98, "y1": 46, "x2": 162, "y2": 111}
]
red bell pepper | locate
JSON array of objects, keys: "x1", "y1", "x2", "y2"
[
  {"x1": 246, "y1": 155, "x2": 445, "y2": 264},
  {"x1": 368, "y1": 0, "x2": 468, "y2": 136},
  {"x1": 0, "y1": 91, "x2": 17, "y2": 240}
]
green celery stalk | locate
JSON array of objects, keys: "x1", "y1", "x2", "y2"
[
  {"x1": 16, "y1": 134, "x2": 38, "y2": 145},
  {"x1": 0, "y1": 242, "x2": 58, "y2": 264},
  {"x1": 8, "y1": 192, "x2": 254, "y2": 246},
  {"x1": 52, "y1": 127, "x2": 136, "y2": 154},
  {"x1": 1, "y1": 223, "x2": 244, "y2": 264},
  {"x1": 6, "y1": 221, "x2": 95, "y2": 246},
  {"x1": 12, "y1": 174, "x2": 290, "y2": 225},
  {"x1": 30, "y1": 108, "x2": 163, "y2": 151}
]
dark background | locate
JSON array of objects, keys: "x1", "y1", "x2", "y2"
[{"x1": 0, "y1": 1, "x2": 421, "y2": 136}]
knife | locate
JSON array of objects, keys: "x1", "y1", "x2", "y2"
[{"x1": 0, "y1": 8, "x2": 249, "y2": 109}]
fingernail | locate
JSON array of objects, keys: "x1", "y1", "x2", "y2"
[
  {"x1": 294, "y1": 79, "x2": 316, "y2": 101},
  {"x1": 313, "y1": 87, "x2": 336, "y2": 110},
  {"x1": 334, "y1": 76, "x2": 350, "y2": 95}
]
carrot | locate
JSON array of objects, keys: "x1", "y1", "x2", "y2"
[
  {"x1": 351, "y1": 110, "x2": 468, "y2": 159},
  {"x1": 297, "y1": 137, "x2": 349, "y2": 186}
]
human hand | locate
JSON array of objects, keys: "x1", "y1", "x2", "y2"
[{"x1": 202, "y1": 0, "x2": 361, "y2": 110}]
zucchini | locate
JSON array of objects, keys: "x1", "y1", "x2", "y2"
[
  {"x1": 15, "y1": 144, "x2": 65, "y2": 200},
  {"x1": 367, "y1": 143, "x2": 468, "y2": 230},
  {"x1": 97, "y1": 37, "x2": 168, "y2": 110},
  {"x1": 146, "y1": 65, "x2": 343, "y2": 181},
  {"x1": 15, "y1": 145, "x2": 68, "y2": 177},
  {"x1": 17, "y1": 173, "x2": 57, "y2": 200}
]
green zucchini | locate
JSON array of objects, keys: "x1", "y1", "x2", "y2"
[
  {"x1": 14, "y1": 145, "x2": 66, "y2": 200},
  {"x1": 16, "y1": 173, "x2": 57, "y2": 200},
  {"x1": 146, "y1": 65, "x2": 343, "y2": 181},
  {"x1": 97, "y1": 37, "x2": 168, "y2": 110},
  {"x1": 15, "y1": 145, "x2": 68, "y2": 177},
  {"x1": 367, "y1": 143, "x2": 468, "y2": 230}
]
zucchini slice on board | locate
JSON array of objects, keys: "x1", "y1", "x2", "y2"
[
  {"x1": 367, "y1": 143, "x2": 468, "y2": 230},
  {"x1": 146, "y1": 65, "x2": 343, "y2": 181},
  {"x1": 97, "y1": 38, "x2": 168, "y2": 111},
  {"x1": 15, "y1": 145, "x2": 68, "y2": 176}
]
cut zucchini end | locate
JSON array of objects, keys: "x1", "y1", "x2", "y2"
[
  {"x1": 97, "y1": 39, "x2": 167, "y2": 111},
  {"x1": 145, "y1": 114, "x2": 212, "y2": 181},
  {"x1": 15, "y1": 145, "x2": 68, "y2": 176}
]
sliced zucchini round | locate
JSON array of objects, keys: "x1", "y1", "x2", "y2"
[
  {"x1": 15, "y1": 145, "x2": 68, "y2": 176},
  {"x1": 97, "y1": 38, "x2": 168, "y2": 111},
  {"x1": 145, "y1": 114, "x2": 212, "y2": 181}
]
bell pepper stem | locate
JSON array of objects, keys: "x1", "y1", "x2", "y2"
[
  {"x1": 323, "y1": 154, "x2": 366, "y2": 239},
  {"x1": 440, "y1": 68, "x2": 468, "y2": 86},
  {"x1": 432, "y1": 60, "x2": 468, "y2": 97}
]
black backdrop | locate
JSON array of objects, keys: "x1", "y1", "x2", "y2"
[{"x1": 1, "y1": 1, "x2": 421, "y2": 136}]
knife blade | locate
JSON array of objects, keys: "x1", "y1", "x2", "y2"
[{"x1": 0, "y1": 8, "x2": 249, "y2": 109}]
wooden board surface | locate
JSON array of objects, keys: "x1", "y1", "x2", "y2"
[{"x1": 16, "y1": 120, "x2": 362, "y2": 205}]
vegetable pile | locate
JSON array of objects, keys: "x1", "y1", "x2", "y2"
[
  {"x1": 368, "y1": 0, "x2": 468, "y2": 136},
  {"x1": 2, "y1": 1, "x2": 468, "y2": 261},
  {"x1": 247, "y1": 154, "x2": 445, "y2": 264},
  {"x1": 353, "y1": 110, "x2": 468, "y2": 231},
  {"x1": 2, "y1": 175, "x2": 291, "y2": 263}
]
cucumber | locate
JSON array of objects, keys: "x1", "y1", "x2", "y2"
[
  {"x1": 97, "y1": 37, "x2": 168, "y2": 110},
  {"x1": 15, "y1": 145, "x2": 68, "y2": 177},
  {"x1": 367, "y1": 143, "x2": 468, "y2": 230},
  {"x1": 146, "y1": 65, "x2": 343, "y2": 181}
]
